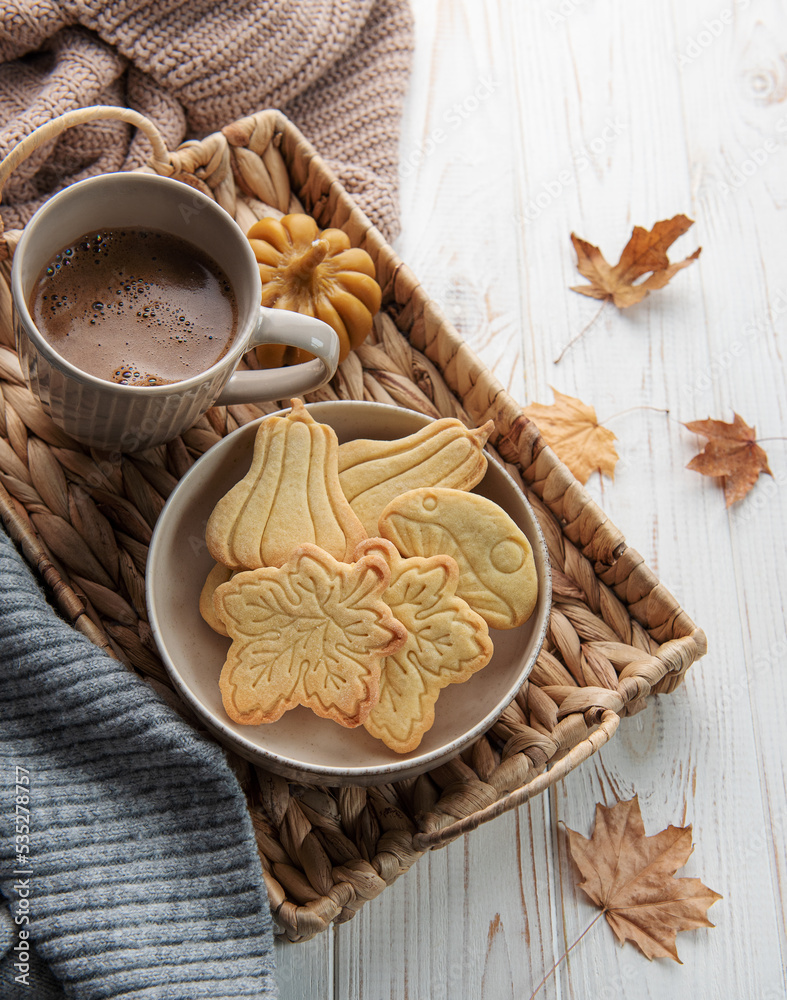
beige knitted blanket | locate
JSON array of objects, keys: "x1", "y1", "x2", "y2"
[{"x1": 0, "y1": 0, "x2": 413, "y2": 239}]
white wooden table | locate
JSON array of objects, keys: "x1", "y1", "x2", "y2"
[{"x1": 276, "y1": 2, "x2": 787, "y2": 996}]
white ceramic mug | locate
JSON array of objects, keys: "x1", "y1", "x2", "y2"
[{"x1": 11, "y1": 172, "x2": 340, "y2": 452}]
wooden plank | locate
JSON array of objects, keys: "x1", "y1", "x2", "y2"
[
  {"x1": 515, "y1": 0, "x2": 786, "y2": 995},
  {"x1": 395, "y1": 0, "x2": 527, "y2": 399},
  {"x1": 275, "y1": 932, "x2": 333, "y2": 999},
  {"x1": 280, "y1": 0, "x2": 786, "y2": 995},
  {"x1": 676, "y1": 0, "x2": 787, "y2": 963},
  {"x1": 505, "y1": 0, "x2": 786, "y2": 996},
  {"x1": 333, "y1": 798, "x2": 562, "y2": 999}
]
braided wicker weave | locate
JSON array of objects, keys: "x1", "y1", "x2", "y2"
[{"x1": 0, "y1": 108, "x2": 706, "y2": 941}]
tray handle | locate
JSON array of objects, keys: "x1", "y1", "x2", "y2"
[
  {"x1": 0, "y1": 105, "x2": 172, "y2": 258},
  {"x1": 411, "y1": 710, "x2": 620, "y2": 852}
]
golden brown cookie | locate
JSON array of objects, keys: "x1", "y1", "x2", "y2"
[
  {"x1": 337, "y1": 417, "x2": 494, "y2": 535},
  {"x1": 206, "y1": 398, "x2": 367, "y2": 570},
  {"x1": 355, "y1": 539, "x2": 493, "y2": 754},
  {"x1": 199, "y1": 562, "x2": 233, "y2": 636},
  {"x1": 213, "y1": 543, "x2": 407, "y2": 728},
  {"x1": 378, "y1": 487, "x2": 539, "y2": 630}
]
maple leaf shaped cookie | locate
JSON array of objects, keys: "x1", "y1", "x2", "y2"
[
  {"x1": 214, "y1": 543, "x2": 406, "y2": 728},
  {"x1": 356, "y1": 539, "x2": 493, "y2": 754}
]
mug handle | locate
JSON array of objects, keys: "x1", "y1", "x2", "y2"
[{"x1": 216, "y1": 307, "x2": 340, "y2": 405}]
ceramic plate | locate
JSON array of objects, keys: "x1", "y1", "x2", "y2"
[{"x1": 146, "y1": 401, "x2": 552, "y2": 785}]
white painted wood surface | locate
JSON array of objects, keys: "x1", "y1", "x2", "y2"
[{"x1": 276, "y1": 1, "x2": 787, "y2": 996}]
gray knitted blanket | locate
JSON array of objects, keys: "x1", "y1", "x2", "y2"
[{"x1": 0, "y1": 527, "x2": 278, "y2": 999}]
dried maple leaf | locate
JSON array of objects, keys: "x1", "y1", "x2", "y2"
[
  {"x1": 357, "y1": 540, "x2": 493, "y2": 753},
  {"x1": 685, "y1": 412, "x2": 772, "y2": 506},
  {"x1": 215, "y1": 544, "x2": 406, "y2": 727},
  {"x1": 522, "y1": 388, "x2": 619, "y2": 484},
  {"x1": 571, "y1": 215, "x2": 702, "y2": 308},
  {"x1": 565, "y1": 796, "x2": 722, "y2": 962}
]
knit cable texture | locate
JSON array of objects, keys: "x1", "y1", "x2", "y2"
[
  {"x1": 0, "y1": 0, "x2": 414, "y2": 238},
  {"x1": 0, "y1": 527, "x2": 278, "y2": 999}
]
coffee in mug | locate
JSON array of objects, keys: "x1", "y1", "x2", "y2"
[
  {"x1": 30, "y1": 227, "x2": 238, "y2": 387},
  {"x1": 12, "y1": 171, "x2": 341, "y2": 452}
]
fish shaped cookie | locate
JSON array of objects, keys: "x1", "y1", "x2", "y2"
[{"x1": 378, "y1": 487, "x2": 538, "y2": 630}]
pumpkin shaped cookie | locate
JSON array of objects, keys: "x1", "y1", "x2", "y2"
[
  {"x1": 206, "y1": 399, "x2": 367, "y2": 570},
  {"x1": 337, "y1": 418, "x2": 494, "y2": 535}
]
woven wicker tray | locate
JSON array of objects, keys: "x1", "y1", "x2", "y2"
[{"x1": 0, "y1": 108, "x2": 706, "y2": 942}]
